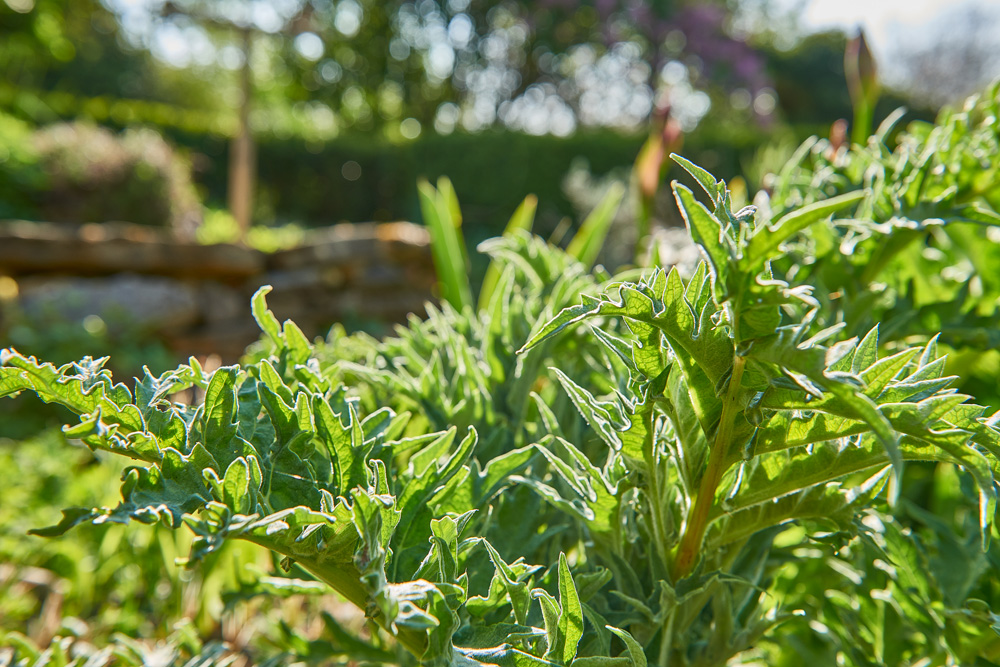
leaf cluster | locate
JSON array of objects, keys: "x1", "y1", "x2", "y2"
[{"x1": 762, "y1": 84, "x2": 1000, "y2": 359}]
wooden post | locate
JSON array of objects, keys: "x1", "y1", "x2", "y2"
[{"x1": 228, "y1": 26, "x2": 255, "y2": 238}]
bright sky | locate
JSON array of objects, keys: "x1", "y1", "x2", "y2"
[
  {"x1": 799, "y1": 0, "x2": 955, "y2": 37},
  {"x1": 793, "y1": 0, "x2": 1000, "y2": 60},
  {"x1": 765, "y1": 0, "x2": 1000, "y2": 96}
]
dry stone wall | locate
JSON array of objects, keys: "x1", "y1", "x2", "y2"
[{"x1": 0, "y1": 220, "x2": 435, "y2": 363}]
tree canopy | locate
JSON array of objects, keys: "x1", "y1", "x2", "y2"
[{"x1": 2, "y1": 0, "x2": 773, "y2": 138}]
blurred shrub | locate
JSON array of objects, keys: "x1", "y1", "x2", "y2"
[
  {"x1": 0, "y1": 112, "x2": 45, "y2": 220},
  {"x1": 30, "y1": 122, "x2": 202, "y2": 233},
  {"x1": 193, "y1": 207, "x2": 239, "y2": 245},
  {"x1": 196, "y1": 208, "x2": 306, "y2": 253}
]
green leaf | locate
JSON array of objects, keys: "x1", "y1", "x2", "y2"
[
  {"x1": 860, "y1": 348, "x2": 920, "y2": 398},
  {"x1": 708, "y1": 469, "x2": 887, "y2": 549},
  {"x1": 533, "y1": 437, "x2": 619, "y2": 535},
  {"x1": 551, "y1": 369, "x2": 626, "y2": 453},
  {"x1": 419, "y1": 177, "x2": 473, "y2": 311},
  {"x1": 571, "y1": 658, "x2": 632, "y2": 667},
  {"x1": 473, "y1": 540, "x2": 536, "y2": 625},
  {"x1": 521, "y1": 268, "x2": 732, "y2": 386},
  {"x1": 0, "y1": 351, "x2": 147, "y2": 456},
  {"x1": 471, "y1": 445, "x2": 538, "y2": 507},
  {"x1": 480, "y1": 194, "x2": 538, "y2": 311},
  {"x1": 745, "y1": 190, "x2": 864, "y2": 267},
  {"x1": 221, "y1": 456, "x2": 255, "y2": 514},
  {"x1": 672, "y1": 183, "x2": 731, "y2": 293},
  {"x1": 252, "y1": 285, "x2": 283, "y2": 347},
  {"x1": 282, "y1": 319, "x2": 312, "y2": 365},
  {"x1": 200, "y1": 366, "x2": 242, "y2": 468},
  {"x1": 319, "y1": 611, "x2": 400, "y2": 663},
  {"x1": 458, "y1": 645, "x2": 560, "y2": 667},
  {"x1": 555, "y1": 553, "x2": 584, "y2": 665},
  {"x1": 454, "y1": 623, "x2": 545, "y2": 650},
  {"x1": 566, "y1": 183, "x2": 625, "y2": 269},
  {"x1": 27, "y1": 507, "x2": 106, "y2": 537},
  {"x1": 314, "y1": 397, "x2": 371, "y2": 495},
  {"x1": 670, "y1": 153, "x2": 721, "y2": 201},
  {"x1": 606, "y1": 626, "x2": 646, "y2": 667},
  {"x1": 721, "y1": 431, "x2": 950, "y2": 518},
  {"x1": 826, "y1": 383, "x2": 903, "y2": 493},
  {"x1": 416, "y1": 511, "x2": 475, "y2": 584},
  {"x1": 852, "y1": 326, "x2": 880, "y2": 376},
  {"x1": 393, "y1": 427, "x2": 478, "y2": 574}
]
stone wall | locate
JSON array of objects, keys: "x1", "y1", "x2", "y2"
[{"x1": 0, "y1": 220, "x2": 435, "y2": 362}]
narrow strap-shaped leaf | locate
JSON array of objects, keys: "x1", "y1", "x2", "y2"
[
  {"x1": 419, "y1": 178, "x2": 472, "y2": 311},
  {"x1": 533, "y1": 438, "x2": 618, "y2": 535},
  {"x1": 521, "y1": 269, "x2": 732, "y2": 385},
  {"x1": 572, "y1": 655, "x2": 632, "y2": 667},
  {"x1": 480, "y1": 540, "x2": 534, "y2": 625},
  {"x1": 519, "y1": 303, "x2": 601, "y2": 354},
  {"x1": 825, "y1": 383, "x2": 902, "y2": 493},
  {"x1": 459, "y1": 645, "x2": 560, "y2": 667},
  {"x1": 566, "y1": 183, "x2": 625, "y2": 269},
  {"x1": 551, "y1": 368, "x2": 625, "y2": 452},
  {"x1": 708, "y1": 472, "x2": 886, "y2": 550},
  {"x1": 473, "y1": 446, "x2": 538, "y2": 506},
  {"x1": 716, "y1": 427, "x2": 975, "y2": 518},
  {"x1": 479, "y1": 195, "x2": 538, "y2": 311}
]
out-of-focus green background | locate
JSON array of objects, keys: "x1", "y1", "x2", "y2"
[{"x1": 2, "y1": 0, "x2": 997, "y2": 242}]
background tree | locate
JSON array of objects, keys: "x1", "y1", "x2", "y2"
[
  {"x1": 95, "y1": 0, "x2": 771, "y2": 137},
  {"x1": 0, "y1": 0, "x2": 229, "y2": 124}
]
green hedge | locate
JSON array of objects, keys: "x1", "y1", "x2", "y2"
[
  {"x1": 174, "y1": 123, "x2": 769, "y2": 237},
  {"x1": 2, "y1": 113, "x2": 771, "y2": 237}
]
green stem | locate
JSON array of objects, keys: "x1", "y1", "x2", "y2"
[
  {"x1": 247, "y1": 537, "x2": 429, "y2": 658},
  {"x1": 671, "y1": 355, "x2": 746, "y2": 580}
]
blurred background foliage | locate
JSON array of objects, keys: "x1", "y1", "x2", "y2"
[{"x1": 5, "y1": 0, "x2": 995, "y2": 237}]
